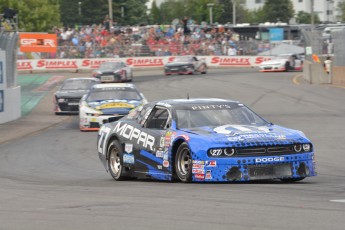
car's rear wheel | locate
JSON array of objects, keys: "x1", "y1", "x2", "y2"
[
  {"x1": 280, "y1": 177, "x2": 305, "y2": 182},
  {"x1": 175, "y1": 143, "x2": 193, "y2": 182},
  {"x1": 285, "y1": 62, "x2": 290, "y2": 72},
  {"x1": 108, "y1": 140, "x2": 125, "y2": 181},
  {"x1": 201, "y1": 65, "x2": 207, "y2": 74}
]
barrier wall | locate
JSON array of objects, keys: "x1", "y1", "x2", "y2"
[
  {"x1": 17, "y1": 56, "x2": 274, "y2": 71},
  {"x1": 303, "y1": 60, "x2": 332, "y2": 84},
  {"x1": 332, "y1": 66, "x2": 345, "y2": 87},
  {"x1": 0, "y1": 51, "x2": 21, "y2": 124}
]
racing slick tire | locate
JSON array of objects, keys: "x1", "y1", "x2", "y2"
[
  {"x1": 107, "y1": 140, "x2": 126, "y2": 181},
  {"x1": 285, "y1": 62, "x2": 290, "y2": 72},
  {"x1": 280, "y1": 177, "x2": 305, "y2": 183},
  {"x1": 201, "y1": 65, "x2": 208, "y2": 74},
  {"x1": 175, "y1": 143, "x2": 193, "y2": 182}
]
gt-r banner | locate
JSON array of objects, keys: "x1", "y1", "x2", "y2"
[
  {"x1": 19, "y1": 33, "x2": 57, "y2": 53},
  {"x1": 17, "y1": 56, "x2": 273, "y2": 71}
]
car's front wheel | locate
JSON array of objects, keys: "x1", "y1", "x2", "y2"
[
  {"x1": 108, "y1": 140, "x2": 125, "y2": 181},
  {"x1": 175, "y1": 143, "x2": 193, "y2": 182}
]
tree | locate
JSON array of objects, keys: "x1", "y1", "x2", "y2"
[
  {"x1": 59, "y1": 0, "x2": 148, "y2": 27},
  {"x1": 296, "y1": 11, "x2": 320, "y2": 24},
  {"x1": 262, "y1": 0, "x2": 294, "y2": 23},
  {"x1": 60, "y1": 0, "x2": 108, "y2": 27},
  {"x1": 217, "y1": 0, "x2": 248, "y2": 24},
  {"x1": 0, "y1": 0, "x2": 60, "y2": 32},
  {"x1": 112, "y1": 0, "x2": 149, "y2": 25},
  {"x1": 245, "y1": 7, "x2": 266, "y2": 24},
  {"x1": 157, "y1": 0, "x2": 221, "y2": 25},
  {"x1": 337, "y1": 1, "x2": 345, "y2": 22},
  {"x1": 150, "y1": 0, "x2": 161, "y2": 24}
]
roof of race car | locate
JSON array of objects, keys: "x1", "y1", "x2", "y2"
[
  {"x1": 92, "y1": 83, "x2": 134, "y2": 89},
  {"x1": 64, "y1": 77, "x2": 100, "y2": 82}
]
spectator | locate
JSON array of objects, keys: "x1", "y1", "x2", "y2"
[
  {"x1": 228, "y1": 45, "x2": 237, "y2": 56},
  {"x1": 324, "y1": 56, "x2": 332, "y2": 75}
]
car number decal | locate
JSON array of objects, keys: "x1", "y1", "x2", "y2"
[{"x1": 98, "y1": 126, "x2": 111, "y2": 154}]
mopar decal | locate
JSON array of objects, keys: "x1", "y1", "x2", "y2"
[{"x1": 114, "y1": 122, "x2": 155, "y2": 151}]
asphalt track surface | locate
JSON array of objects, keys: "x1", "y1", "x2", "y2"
[{"x1": 1, "y1": 68, "x2": 345, "y2": 230}]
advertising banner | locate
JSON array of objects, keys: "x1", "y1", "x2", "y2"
[
  {"x1": 269, "y1": 28, "x2": 284, "y2": 41},
  {"x1": 19, "y1": 33, "x2": 57, "y2": 53},
  {"x1": 17, "y1": 56, "x2": 273, "y2": 72}
]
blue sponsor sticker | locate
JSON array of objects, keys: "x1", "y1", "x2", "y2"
[{"x1": 123, "y1": 153, "x2": 135, "y2": 164}]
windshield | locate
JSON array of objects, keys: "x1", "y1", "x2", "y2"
[
  {"x1": 174, "y1": 57, "x2": 193, "y2": 62},
  {"x1": 176, "y1": 106, "x2": 268, "y2": 129},
  {"x1": 61, "y1": 79, "x2": 95, "y2": 90},
  {"x1": 87, "y1": 88, "x2": 142, "y2": 102},
  {"x1": 99, "y1": 62, "x2": 122, "y2": 71}
]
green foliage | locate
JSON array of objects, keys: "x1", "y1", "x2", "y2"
[
  {"x1": 245, "y1": 7, "x2": 266, "y2": 24},
  {"x1": 113, "y1": 0, "x2": 149, "y2": 25},
  {"x1": 0, "y1": 0, "x2": 60, "y2": 32},
  {"x1": 296, "y1": 11, "x2": 320, "y2": 24},
  {"x1": 157, "y1": 0, "x2": 220, "y2": 25},
  {"x1": 262, "y1": 0, "x2": 294, "y2": 23},
  {"x1": 217, "y1": 0, "x2": 248, "y2": 24},
  {"x1": 337, "y1": 1, "x2": 345, "y2": 22},
  {"x1": 150, "y1": 0, "x2": 161, "y2": 24},
  {"x1": 60, "y1": 0, "x2": 108, "y2": 27},
  {"x1": 60, "y1": 0, "x2": 148, "y2": 27}
]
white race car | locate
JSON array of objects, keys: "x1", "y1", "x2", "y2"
[
  {"x1": 259, "y1": 54, "x2": 303, "y2": 72},
  {"x1": 79, "y1": 83, "x2": 147, "y2": 131}
]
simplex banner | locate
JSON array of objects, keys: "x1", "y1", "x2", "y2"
[{"x1": 17, "y1": 56, "x2": 273, "y2": 71}]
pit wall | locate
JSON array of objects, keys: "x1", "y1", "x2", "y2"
[
  {"x1": 17, "y1": 56, "x2": 274, "y2": 72},
  {"x1": 332, "y1": 66, "x2": 345, "y2": 87},
  {"x1": 303, "y1": 60, "x2": 345, "y2": 87},
  {"x1": 0, "y1": 51, "x2": 21, "y2": 124}
]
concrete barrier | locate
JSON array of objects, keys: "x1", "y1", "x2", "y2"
[
  {"x1": 332, "y1": 66, "x2": 345, "y2": 87},
  {"x1": 303, "y1": 60, "x2": 331, "y2": 84}
]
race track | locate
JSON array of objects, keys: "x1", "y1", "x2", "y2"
[{"x1": 1, "y1": 68, "x2": 345, "y2": 230}]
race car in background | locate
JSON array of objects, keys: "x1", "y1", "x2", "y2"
[
  {"x1": 92, "y1": 61, "x2": 133, "y2": 83},
  {"x1": 79, "y1": 83, "x2": 147, "y2": 131},
  {"x1": 54, "y1": 78, "x2": 100, "y2": 115},
  {"x1": 259, "y1": 54, "x2": 303, "y2": 72},
  {"x1": 97, "y1": 98, "x2": 316, "y2": 182},
  {"x1": 164, "y1": 56, "x2": 208, "y2": 75}
]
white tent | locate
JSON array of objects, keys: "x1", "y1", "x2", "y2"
[{"x1": 258, "y1": 43, "x2": 305, "y2": 55}]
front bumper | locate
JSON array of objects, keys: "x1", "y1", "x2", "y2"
[
  {"x1": 95, "y1": 74, "x2": 123, "y2": 83},
  {"x1": 191, "y1": 152, "x2": 316, "y2": 182},
  {"x1": 54, "y1": 101, "x2": 80, "y2": 114},
  {"x1": 164, "y1": 66, "x2": 193, "y2": 75},
  {"x1": 259, "y1": 66, "x2": 286, "y2": 72},
  {"x1": 79, "y1": 114, "x2": 124, "y2": 131}
]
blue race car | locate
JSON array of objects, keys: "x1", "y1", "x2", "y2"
[{"x1": 97, "y1": 98, "x2": 316, "y2": 182}]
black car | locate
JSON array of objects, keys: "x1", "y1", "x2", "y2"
[
  {"x1": 164, "y1": 56, "x2": 208, "y2": 75},
  {"x1": 92, "y1": 61, "x2": 133, "y2": 83},
  {"x1": 54, "y1": 77, "x2": 100, "y2": 115}
]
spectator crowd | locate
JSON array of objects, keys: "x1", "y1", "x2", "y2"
[{"x1": 46, "y1": 18, "x2": 266, "y2": 59}]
